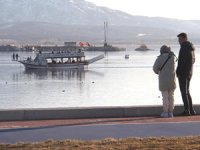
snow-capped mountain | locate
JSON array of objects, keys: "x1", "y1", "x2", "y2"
[
  {"x1": 0, "y1": 0, "x2": 135, "y2": 25},
  {"x1": 1, "y1": 0, "x2": 200, "y2": 29},
  {"x1": 1, "y1": 0, "x2": 200, "y2": 44}
]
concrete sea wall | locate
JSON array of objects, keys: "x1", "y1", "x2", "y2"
[{"x1": 0, "y1": 105, "x2": 199, "y2": 121}]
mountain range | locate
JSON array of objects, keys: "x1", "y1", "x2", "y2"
[{"x1": 1, "y1": 0, "x2": 200, "y2": 45}]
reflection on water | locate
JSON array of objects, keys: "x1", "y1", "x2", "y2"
[
  {"x1": 3, "y1": 66, "x2": 106, "y2": 109},
  {"x1": 12, "y1": 68, "x2": 105, "y2": 82},
  {"x1": 23, "y1": 69, "x2": 86, "y2": 81}
]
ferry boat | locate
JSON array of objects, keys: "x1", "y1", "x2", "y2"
[
  {"x1": 125, "y1": 54, "x2": 129, "y2": 59},
  {"x1": 18, "y1": 49, "x2": 104, "y2": 69}
]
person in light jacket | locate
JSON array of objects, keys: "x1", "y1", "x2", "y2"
[{"x1": 153, "y1": 45, "x2": 177, "y2": 118}]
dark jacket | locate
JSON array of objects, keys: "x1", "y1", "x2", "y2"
[{"x1": 176, "y1": 41, "x2": 195, "y2": 78}]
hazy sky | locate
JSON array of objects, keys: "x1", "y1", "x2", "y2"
[{"x1": 86, "y1": 0, "x2": 200, "y2": 20}]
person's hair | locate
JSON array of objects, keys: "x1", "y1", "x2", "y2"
[
  {"x1": 177, "y1": 32, "x2": 187, "y2": 38},
  {"x1": 160, "y1": 45, "x2": 171, "y2": 54}
]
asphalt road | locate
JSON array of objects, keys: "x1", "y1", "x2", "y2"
[{"x1": 1, "y1": 121, "x2": 200, "y2": 144}]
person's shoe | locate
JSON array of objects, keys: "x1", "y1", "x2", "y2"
[
  {"x1": 190, "y1": 109, "x2": 196, "y2": 115},
  {"x1": 168, "y1": 112, "x2": 174, "y2": 118},
  {"x1": 181, "y1": 110, "x2": 191, "y2": 116},
  {"x1": 160, "y1": 112, "x2": 169, "y2": 118}
]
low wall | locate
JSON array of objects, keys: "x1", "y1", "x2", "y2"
[{"x1": 0, "y1": 105, "x2": 199, "y2": 121}]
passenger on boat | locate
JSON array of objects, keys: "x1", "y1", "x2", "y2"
[
  {"x1": 15, "y1": 53, "x2": 19, "y2": 61},
  {"x1": 12, "y1": 53, "x2": 15, "y2": 60},
  {"x1": 52, "y1": 60, "x2": 56, "y2": 64},
  {"x1": 27, "y1": 57, "x2": 31, "y2": 62}
]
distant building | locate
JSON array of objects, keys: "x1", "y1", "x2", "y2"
[
  {"x1": 0, "y1": 45, "x2": 19, "y2": 51},
  {"x1": 64, "y1": 42, "x2": 77, "y2": 47}
]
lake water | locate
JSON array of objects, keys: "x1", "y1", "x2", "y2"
[{"x1": 0, "y1": 45, "x2": 200, "y2": 109}]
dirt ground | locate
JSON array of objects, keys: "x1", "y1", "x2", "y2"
[{"x1": 0, "y1": 136, "x2": 200, "y2": 150}]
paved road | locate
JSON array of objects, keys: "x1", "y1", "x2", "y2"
[{"x1": 1, "y1": 121, "x2": 200, "y2": 144}]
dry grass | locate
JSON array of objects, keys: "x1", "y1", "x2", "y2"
[{"x1": 0, "y1": 136, "x2": 200, "y2": 150}]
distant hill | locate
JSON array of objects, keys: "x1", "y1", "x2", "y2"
[
  {"x1": 1, "y1": 0, "x2": 200, "y2": 45},
  {"x1": 0, "y1": 22, "x2": 180, "y2": 45}
]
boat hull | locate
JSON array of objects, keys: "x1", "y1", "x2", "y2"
[{"x1": 19, "y1": 61, "x2": 86, "y2": 69}]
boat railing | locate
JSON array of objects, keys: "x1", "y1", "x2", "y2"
[
  {"x1": 39, "y1": 52, "x2": 85, "y2": 58},
  {"x1": 86, "y1": 54, "x2": 104, "y2": 64}
]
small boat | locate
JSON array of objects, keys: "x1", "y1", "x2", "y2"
[
  {"x1": 125, "y1": 54, "x2": 129, "y2": 59},
  {"x1": 135, "y1": 44, "x2": 153, "y2": 51},
  {"x1": 18, "y1": 49, "x2": 104, "y2": 69}
]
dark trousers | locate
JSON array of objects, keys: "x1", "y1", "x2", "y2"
[{"x1": 178, "y1": 77, "x2": 194, "y2": 112}]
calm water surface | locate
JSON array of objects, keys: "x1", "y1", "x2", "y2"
[{"x1": 0, "y1": 45, "x2": 200, "y2": 109}]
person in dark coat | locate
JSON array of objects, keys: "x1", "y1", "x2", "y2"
[{"x1": 176, "y1": 32, "x2": 196, "y2": 116}]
